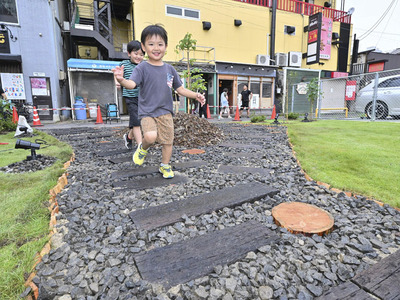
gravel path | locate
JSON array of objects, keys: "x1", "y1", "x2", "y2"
[{"x1": 28, "y1": 123, "x2": 400, "y2": 299}]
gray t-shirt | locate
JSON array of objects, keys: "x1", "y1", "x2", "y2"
[{"x1": 129, "y1": 61, "x2": 182, "y2": 118}]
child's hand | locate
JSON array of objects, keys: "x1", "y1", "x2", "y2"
[
  {"x1": 196, "y1": 93, "x2": 206, "y2": 106},
  {"x1": 112, "y1": 66, "x2": 124, "y2": 83}
]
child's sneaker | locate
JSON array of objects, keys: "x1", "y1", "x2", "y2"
[
  {"x1": 123, "y1": 133, "x2": 132, "y2": 149},
  {"x1": 218, "y1": 116, "x2": 221, "y2": 120},
  {"x1": 227, "y1": 115, "x2": 232, "y2": 118},
  {"x1": 133, "y1": 143, "x2": 147, "y2": 165},
  {"x1": 159, "y1": 164, "x2": 174, "y2": 179}
]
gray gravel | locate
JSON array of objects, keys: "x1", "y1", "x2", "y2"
[{"x1": 27, "y1": 123, "x2": 400, "y2": 299}]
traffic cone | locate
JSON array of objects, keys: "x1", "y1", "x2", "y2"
[
  {"x1": 206, "y1": 104, "x2": 212, "y2": 119},
  {"x1": 95, "y1": 105, "x2": 104, "y2": 124},
  {"x1": 233, "y1": 105, "x2": 241, "y2": 121},
  {"x1": 32, "y1": 106, "x2": 43, "y2": 127},
  {"x1": 270, "y1": 105, "x2": 276, "y2": 120},
  {"x1": 12, "y1": 106, "x2": 18, "y2": 124}
]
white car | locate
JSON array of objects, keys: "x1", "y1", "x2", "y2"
[{"x1": 355, "y1": 75, "x2": 400, "y2": 119}]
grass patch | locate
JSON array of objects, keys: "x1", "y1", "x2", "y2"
[
  {"x1": 0, "y1": 130, "x2": 73, "y2": 299},
  {"x1": 286, "y1": 120, "x2": 400, "y2": 208}
]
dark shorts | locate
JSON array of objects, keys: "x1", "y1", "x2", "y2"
[
  {"x1": 240, "y1": 101, "x2": 249, "y2": 110},
  {"x1": 124, "y1": 97, "x2": 140, "y2": 128}
]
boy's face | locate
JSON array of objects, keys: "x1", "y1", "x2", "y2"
[
  {"x1": 129, "y1": 49, "x2": 144, "y2": 64},
  {"x1": 142, "y1": 34, "x2": 167, "y2": 64}
]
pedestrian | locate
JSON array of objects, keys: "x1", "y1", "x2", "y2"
[
  {"x1": 219, "y1": 88, "x2": 231, "y2": 120},
  {"x1": 240, "y1": 84, "x2": 252, "y2": 117},
  {"x1": 112, "y1": 24, "x2": 205, "y2": 179},
  {"x1": 173, "y1": 89, "x2": 180, "y2": 114},
  {"x1": 119, "y1": 40, "x2": 145, "y2": 150},
  {"x1": 198, "y1": 91, "x2": 207, "y2": 118}
]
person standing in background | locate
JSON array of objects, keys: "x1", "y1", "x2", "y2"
[{"x1": 240, "y1": 84, "x2": 252, "y2": 118}]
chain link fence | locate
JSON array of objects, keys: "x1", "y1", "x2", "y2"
[{"x1": 288, "y1": 68, "x2": 400, "y2": 121}]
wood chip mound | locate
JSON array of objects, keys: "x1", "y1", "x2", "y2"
[{"x1": 173, "y1": 113, "x2": 224, "y2": 147}]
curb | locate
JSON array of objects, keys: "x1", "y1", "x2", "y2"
[{"x1": 23, "y1": 153, "x2": 75, "y2": 299}]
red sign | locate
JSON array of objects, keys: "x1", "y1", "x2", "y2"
[
  {"x1": 368, "y1": 62, "x2": 384, "y2": 73},
  {"x1": 308, "y1": 29, "x2": 318, "y2": 43},
  {"x1": 345, "y1": 80, "x2": 357, "y2": 100}
]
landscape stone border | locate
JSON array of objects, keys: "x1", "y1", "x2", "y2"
[{"x1": 23, "y1": 153, "x2": 75, "y2": 299}]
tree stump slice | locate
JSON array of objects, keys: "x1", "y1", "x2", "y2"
[
  {"x1": 182, "y1": 149, "x2": 205, "y2": 154},
  {"x1": 272, "y1": 202, "x2": 334, "y2": 236}
]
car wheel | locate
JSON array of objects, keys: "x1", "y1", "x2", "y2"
[{"x1": 365, "y1": 101, "x2": 388, "y2": 119}]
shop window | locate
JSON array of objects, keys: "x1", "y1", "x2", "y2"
[
  {"x1": 0, "y1": 0, "x2": 19, "y2": 24},
  {"x1": 262, "y1": 82, "x2": 272, "y2": 98},
  {"x1": 166, "y1": 5, "x2": 200, "y2": 20}
]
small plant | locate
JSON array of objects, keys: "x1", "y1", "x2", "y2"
[
  {"x1": 0, "y1": 100, "x2": 16, "y2": 133},
  {"x1": 306, "y1": 77, "x2": 323, "y2": 118},
  {"x1": 287, "y1": 112, "x2": 300, "y2": 120},
  {"x1": 250, "y1": 115, "x2": 266, "y2": 123}
]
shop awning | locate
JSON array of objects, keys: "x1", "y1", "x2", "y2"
[
  {"x1": 67, "y1": 58, "x2": 120, "y2": 70},
  {"x1": 0, "y1": 54, "x2": 22, "y2": 62}
]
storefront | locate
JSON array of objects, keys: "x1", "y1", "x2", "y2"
[
  {"x1": 215, "y1": 62, "x2": 276, "y2": 114},
  {"x1": 67, "y1": 58, "x2": 120, "y2": 120}
]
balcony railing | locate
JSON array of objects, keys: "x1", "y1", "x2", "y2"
[{"x1": 234, "y1": 0, "x2": 351, "y2": 24}]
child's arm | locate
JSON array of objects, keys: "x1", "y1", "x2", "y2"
[
  {"x1": 112, "y1": 66, "x2": 137, "y2": 89},
  {"x1": 176, "y1": 86, "x2": 206, "y2": 106}
]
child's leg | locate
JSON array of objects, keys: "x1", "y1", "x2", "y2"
[
  {"x1": 132, "y1": 126, "x2": 142, "y2": 145},
  {"x1": 161, "y1": 144, "x2": 173, "y2": 164},
  {"x1": 142, "y1": 130, "x2": 157, "y2": 150}
]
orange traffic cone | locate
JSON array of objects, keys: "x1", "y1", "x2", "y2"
[
  {"x1": 32, "y1": 106, "x2": 43, "y2": 127},
  {"x1": 95, "y1": 105, "x2": 104, "y2": 124},
  {"x1": 233, "y1": 105, "x2": 241, "y2": 121},
  {"x1": 270, "y1": 105, "x2": 276, "y2": 120},
  {"x1": 12, "y1": 106, "x2": 18, "y2": 124},
  {"x1": 206, "y1": 104, "x2": 212, "y2": 119}
]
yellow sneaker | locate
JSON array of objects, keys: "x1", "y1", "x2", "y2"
[
  {"x1": 133, "y1": 143, "x2": 147, "y2": 166},
  {"x1": 159, "y1": 164, "x2": 174, "y2": 179}
]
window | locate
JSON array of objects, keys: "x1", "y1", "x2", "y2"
[
  {"x1": 166, "y1": 5, "x2": 200, "y2": 20},
  {"x1": 379, "y1": 77, "x2": 400, "y2": 88},
  {"x1": 0, "y1": 0, "x2": 19, "y2": 24}
]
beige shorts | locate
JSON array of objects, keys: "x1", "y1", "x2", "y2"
[{"x1": 141, "y1": 113, "x2": 174, "y2": 145}]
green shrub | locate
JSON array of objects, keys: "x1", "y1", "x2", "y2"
[
  {"x1": 288, "y1": 112, "x2": 300, "y2": 120},
  {"x1": 250, "y1": 115, "x2": 266, "y2": 123},
  {"x1": 0, "y1": 101, "x2": 16, "y2": 133}
]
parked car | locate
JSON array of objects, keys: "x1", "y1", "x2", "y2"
[{"x1": 355, "y1": 75, "x2": 400, "y2": 119}]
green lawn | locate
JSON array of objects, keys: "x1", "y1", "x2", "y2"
[
  {"x1": 0, "y1": 130, "x2": 73, "y2": 299},
  {"x1": 286, "y1": 120, "x2": 400, "y2": 208}
]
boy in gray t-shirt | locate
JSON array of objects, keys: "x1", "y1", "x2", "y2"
[{"x1": 113, "y1": 24, "x2": 205, "y2": 179}]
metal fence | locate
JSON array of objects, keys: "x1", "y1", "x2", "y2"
[{"x1": 288, "y1": 68, "x2": 400, "y2": 121}]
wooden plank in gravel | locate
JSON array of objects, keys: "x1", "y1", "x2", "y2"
[
  {"x1": 113, "y1": 174, "x2": 188, "y2": 190},
  {"x1": 108, "y1": 154, "x2": 154, "y2": 164},
  {"x1": 317, "y1": 281, "x2": 373, "y2": 300},
  {"x1": 219, "y1": 142, "x2": 262, "y2": 149},
  {"x1": 224, "y1": 152, "x2": 259, "y2": 158},
  {"x1": 87, "y1": 133, "x2": 114, "y2": 139},
  {"x1": 129, "y1": 182, "x2": 278, "y2": 231},
  {"x1": 134, "y1": 221, "x2": 279, "y2": 288},
  {"x1": 96, "y1": 148, "x2": 131, "y2": 157},
  {"x1": 352, "y1": 249, "x2": 400, "y2": 300},
  {"x1": 111, "y1": 160, "x2": 206, "y2": 179},
  {"x1": 218, "y1": 165, "x2": 271, "y2": 176}
]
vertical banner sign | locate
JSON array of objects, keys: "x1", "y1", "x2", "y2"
[
  {"x1": 345, "y1": 80, "x2": 357, "y2": 101},
  {"x1": 0, "y1": 30, "x2": 10, "y2": 53},
  {"x1": 320, "y1": 16, "x2": 332, "y2": 60},
  {"x1": 307, "y1": 13, "x2": 322, "y2": 65}
]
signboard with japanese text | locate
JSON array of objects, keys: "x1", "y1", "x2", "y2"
[
  {"x1": 0, "y1": 30, "x2": 10, "y2": 53},
  {"x1": 320, "y1": 16, "x2": 332, "y2": 60},
  {"x1": 0, "y1": 73, "x2": 26, "y2": 100},
  {"x1": 307, "y1": 13, "x2": 322, "y2": 65},
  {"x1": 345, "y1": 80, "x2": 357, "y2": 101}
]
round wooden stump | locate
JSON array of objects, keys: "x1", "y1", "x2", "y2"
[
  {"x1": 182, "y1": 149, "x2": 205, "y2": 155},
  {"x1": 272, "y1": 202, "x2": 334, "y2": 236}
]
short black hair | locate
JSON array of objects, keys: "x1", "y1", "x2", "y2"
[
  {"x1": 223, "y1": 88, "x2": 228, "y2": 92},
  {"x1": 127, "y1": 40, "x2": 144, "y2": 54},
  {"x1": 141, "y1": 24, "x2": 168, "y2": 45}
]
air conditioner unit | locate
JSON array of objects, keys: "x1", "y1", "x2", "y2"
[
  {"x1": 276, "y1": 52, "x2": 288, "y2": 67},
  {"x1": 288, "y1": 51, "x2": 302, "y2": 67},
  {"x1": 256, "y1": 54, "x2": 270, "y2": 66}
]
